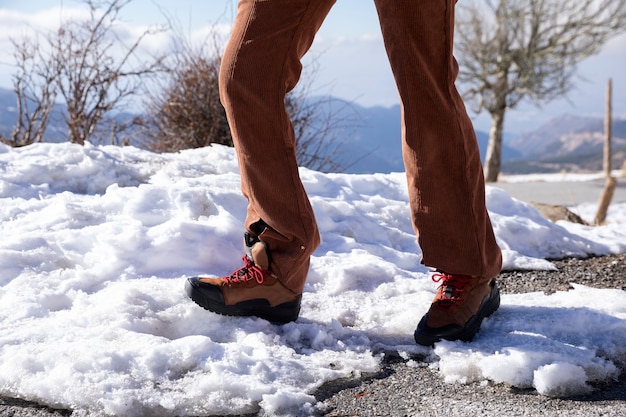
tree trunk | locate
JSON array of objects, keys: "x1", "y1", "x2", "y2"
[{"x1": 484, "y1": 108, "x2": 505, "y2": 182}]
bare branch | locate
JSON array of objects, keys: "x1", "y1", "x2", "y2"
[
  {"x1": 23, "y1": 0, "x2": 167, "y2": 145},
  {"x1": 141, "y1": 23, "x2": 358, "y2": 172},
  {"x1": 455, "y1": 0, "x2": 626, "y2": 181},
  {"x1": 8, "y1": 36, "x2": 58, "y2": 147},
  {"x1": 140, "y1": 27, "x2": 232, "y2": 152}
]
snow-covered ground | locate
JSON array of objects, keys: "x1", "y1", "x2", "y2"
[
  {"x1": 499, "y1": 171, "x2": 619, "y2": 183},
  {"x1": 1, "y1": 142, "x2": 625, "y2": 416}
]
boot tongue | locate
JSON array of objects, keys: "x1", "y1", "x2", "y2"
[
  {"x1": 250, "y1": 241, "x2": 271, "y2": 270},
  {"x1": 244, "y1": 233, "x2": 271, "y2": 271}
]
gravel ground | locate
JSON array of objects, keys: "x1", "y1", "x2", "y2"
[
  {"x1": 2, "y1": 253, "x2": 625, "y2": 417},
  {"x1": 319, "y1": 253, "x2": 626, "y2": 417}
]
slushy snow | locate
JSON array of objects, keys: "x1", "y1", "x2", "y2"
[{"x1": 0, "y1": 142, "x2": 625, "y2": 416}]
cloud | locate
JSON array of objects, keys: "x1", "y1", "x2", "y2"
[
  {"x1": 1, "y1": 2, "x2": 624, "y2": 125},
  {"x1": 307, "y1": 34, "x2": 398, "y2": 107},
  {"x1": 0, "y1": 6, "x2": 97, "y2": 71},
  {"x1": 0, "y1": 5, "x2": 235, "y2": 91},
  {"x1": 602, "y1": 32, "x2": 626, "y2": 56},
  {"x1": 0, "y1": 7, "x2": 88, "y2": 39}
]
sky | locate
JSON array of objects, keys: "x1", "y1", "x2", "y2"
[
  {"x1": 1, "y1": 141, "x2": 625, "y2": 415},
  {"x1": 0, "y1": 0, "x2": 625, "y2": 134}
]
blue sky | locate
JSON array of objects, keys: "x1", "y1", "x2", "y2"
[{"x1": 1, "y1": 0, "x2": 625, "y2": 134}]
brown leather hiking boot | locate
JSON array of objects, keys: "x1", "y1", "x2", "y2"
[
  {"x1": 414, "y1": 271, "x2": 500, "y2": 346},
  {"x1": 184, "y1": 233, "x2": 301, "y2": 323}
]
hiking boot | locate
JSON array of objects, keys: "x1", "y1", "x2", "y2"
[
  {"x1": 185, "y1": 233, "x2": 301, "y2": 323},
  {"x1": 414, "y1": 271, "x2": 500, "y2": 346}
]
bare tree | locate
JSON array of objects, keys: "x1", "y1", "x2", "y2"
[
  {"x1": 7, "y1": 37, "x2": 57, "y2": 147},
  {"x1": 143, "y1": 32, "x2": 357, "y2": 172},
  {"x1": 9, "y1": 0, "x2": 165, "y2": 146},
  {"x1": 141, "y1": 36, "x2": 232, "y2": 152},
  {"x1": 54, "y1": 0, "x2": 165, "y2": 145},
  {"x1": 455, "y1": 0, "x2": 626, "y2": 181}
]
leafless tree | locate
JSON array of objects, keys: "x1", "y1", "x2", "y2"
[
  {"x1": 8, "y1": 0, "x2": 165, "y2": 146},
  {"x1": 143, "y1": 33, "x2": 357, "y2": 172},
  {"x1": 7, "y1": 37, "x2": 57, "y2": 147},
  {"x1": 141, "y1": 36, "x2": 232, "y2": 152},
  {"x1": 55, "y1": 0, "x2": 165, "y2": 145},
  {"x1": 455, "y1": 0, "x2": 626, "y2": 181}
]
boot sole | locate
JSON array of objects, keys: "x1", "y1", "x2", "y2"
[
  {"x1": 414, "y1": 280, "x2": 501, "y2": 346},
  {"x1": 185, "y1": 277, "x2": 301, "y2": 324}
]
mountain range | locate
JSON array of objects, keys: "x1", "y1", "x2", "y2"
[
  {"x1": 505, "y1": 114, "x2": 626, "y2": 174},
  {"x1": 329, "y1": 100, "x2": 522, "y2": 174},
  {"x1": 1, "y1": 87, "x2": 624, "y2": 175},
  {"x1": 323, "y1": 98, "x2": 625, "y2": 174}
]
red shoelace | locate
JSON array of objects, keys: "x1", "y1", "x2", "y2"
[
  {"x1": 223, "y1": 255, "x2": 272, "y2": 285},
  {"x1": 431, "y1": 272, "x2": 473, "y2": 311}
]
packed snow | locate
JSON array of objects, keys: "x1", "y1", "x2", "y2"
[{"x1": 1, "y1": 142, "x2": 625, "y2": 416}]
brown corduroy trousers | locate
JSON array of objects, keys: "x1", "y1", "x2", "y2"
[{"x1": 219, "y1": 0, "x2": 503, "y2": 295}]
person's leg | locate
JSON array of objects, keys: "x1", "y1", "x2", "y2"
[
  {"x1": 219, "y1": 0, "x2": 335, "y2": 294},
  {"x1": 373, "y1": 0, "x2": 502, "y2": 344},
  {"x1": 185, "y1": 0, "x2": 335, "y2": 323}
]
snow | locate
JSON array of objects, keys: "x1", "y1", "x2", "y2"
[
  {"x1": 498, "y1": 171, "x2": 618, "y2": 183},
  {"x1": 1, "y1": 142, "x2": 625, "y2": 416}
]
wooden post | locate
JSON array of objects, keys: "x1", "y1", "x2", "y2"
[
  {"x1": 595, "y1": 79, "x2": 616, "y2": 225},
  {"x1": 594, "y1": 177, "x2": 617, "y2": 225},
  {"x1": 603, "y1": 79, "x2": 612, "y2": 177}
]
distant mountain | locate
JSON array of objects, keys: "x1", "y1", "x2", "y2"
[
  {"x1": 504, "y1": 114, "x2": 626, "y2": 173},
  {"x1": 509, "y1": 114, "x2": 603, "y2": 158},
  {"x1": 3, "y1": 87, "x2": 621, "y2": 174},
  {"x1": 326, "y1": 97, "x2": 520, "y2": 174},
  {"x1": 0, "y1": 87, "x2": 138, "y2": 144},
  {"x1": 0, "y1": 87, "x2": 70, "y2": 142},
  {"x1": 333, "y1": 102, "x2": 403, "y2": 173},
  {"x1": 0, "y1": 88, "x2": 17, "y2": 137}
]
